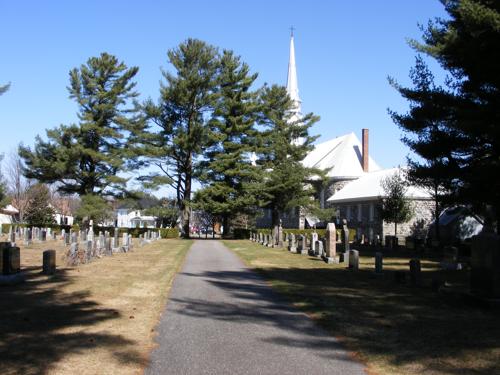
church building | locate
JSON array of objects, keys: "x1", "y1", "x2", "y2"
[
  {"x1": 257, "y1": 32, "x2": 436, "y2": 243},
  {"x1": 257, "y1": 32, "x2": 381, "y2": 229}
]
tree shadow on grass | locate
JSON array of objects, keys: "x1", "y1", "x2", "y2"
[
  {"x1": 176, "y1": 263, "x2": 499, "y2": 375},
  {"x1": 0, "y1": 267, "x2": 142, "y2": 375}
]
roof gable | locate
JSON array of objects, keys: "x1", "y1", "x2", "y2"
[{"x1": 302, "y1": 132, "x2": 381, "y2": 179}]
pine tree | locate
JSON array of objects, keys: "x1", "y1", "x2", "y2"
[
  {"x1": 194, "y1": 50, "x2": 261, "y2": 236},
  {"x1": 138, "y1": 39, "x2": 220, "y2": 238},
  {"x1": 19, "y1": 53, "x2": 142, "y2": 196},
  {"x1": 390, "y1": 0, "x2": 500, "y2": 231},
  {"x1": 379, "y1": 171, "x2": 414, "y2": 236},
  {"x1": 257, "y1": 84, "x2": 322, "y2": 228},
  {"x1": 75, "y1": 194, "x2": 113, "y2": 224},
  {"x1": 24, "y1": 183, "x2": 56, "y2": 225},
  {"x1": 0, "y1": 82, "x2": 10, "y2": 96}
]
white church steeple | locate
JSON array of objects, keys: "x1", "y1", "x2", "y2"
[{"x1": 286, "y1": 28, "x2": 301, "y2": 119}]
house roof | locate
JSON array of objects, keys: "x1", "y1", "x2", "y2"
[
  {"x1": 1, "y1": 205, "x2": 19, "y2": 214},
  {"x1": 327, "y1": 167, "x2": 432, "y2": 203},
  {"x1": 302, "y1": 132, "x2": 381, "y2": 179}
]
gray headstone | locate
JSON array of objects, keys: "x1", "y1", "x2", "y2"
[
  {"x1": 375, "y1": 252, "x2": 383, "y2": 274},
  {"x1": 297, "y1": 235, "x2": 307, "y2": 254},
  {"x1": 42, "y1": 250, "x2": 56, "y2": 275},
  {"x1": 349, "y1": 250, "x2": 359, "y2": 270},
  {"x1": 325, "y1": 223, "x2": 338, "y2": 263},
  {"x1": 409, "y1": 259, "x2": 422, "y2": 286},
  {"x1": 278, "y1": 223, "x2": 284, "y2": 248},
  {"x1": 288, "y1": 233, "x2": 297, "y2": 253},
  {"x1": 316, "y1": 240, "x2": 324, "y2": 258},
  {"x1": 311, "y1": 232, "x2": 318, "y2": 254},
  {"x1": 342, "y1": 219, "x2": 350, "y2": 252},
  {"x1": 470, "y1": 231, "x2": 500, "y2": 298}
]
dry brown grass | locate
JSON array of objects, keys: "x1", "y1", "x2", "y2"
[
  {"x1": 224, "y1": 240, "x2": 500, "y2": 375},
  {"x1": 0, "y1": 236, "x2": 191, "y2": 375}
]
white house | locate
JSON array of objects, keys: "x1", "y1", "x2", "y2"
[
  {"x1": 115, "y1": 208, "x2": 156, "y2": 228},
  {"x1": 0, "y1": 205, "x2": 19, "y2": 226}
]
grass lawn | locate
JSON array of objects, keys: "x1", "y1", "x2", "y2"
[
  {"x1": 223, "y1": 240, "x2": 500, "y2": 375},
  {"x1": 0, "y1": 237, "x2": 191, "y2": 375}
]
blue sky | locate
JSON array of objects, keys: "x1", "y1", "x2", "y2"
[{"x1": 0, "y1": 1, "x2": 447, "y2": 173}]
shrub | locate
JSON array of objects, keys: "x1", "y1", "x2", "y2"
[
  {"x1": 233, "y1": 228, "x2": 251, "y2": 239},
  {"x1": 159, "y1": 228, "x2": 179, "y2": 238}
]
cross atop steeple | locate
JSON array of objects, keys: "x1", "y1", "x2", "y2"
[{"x1": 290, "y1": 26, "x2": 295, "y2": 37}]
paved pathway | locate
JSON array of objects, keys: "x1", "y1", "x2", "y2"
[{"x1": 146, "y1": 240, "x2": 366, "y2": 375}]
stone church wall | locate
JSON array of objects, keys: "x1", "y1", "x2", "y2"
[{"x1": 333, "y1": 198, "x2": 435, "y2": 244}]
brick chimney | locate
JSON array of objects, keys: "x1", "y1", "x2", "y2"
[{"x1": 362, "y1": 129, "x2": 369, "y2": 172}]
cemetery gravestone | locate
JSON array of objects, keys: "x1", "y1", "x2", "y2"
[
  {"x1": 342, "y1": 219, "x2": 350, "y2": 253},
  {"x1": 42, "y1": 250, "x2": 56, "y2": 275},
  {"x1": 288, "y1": 233, "x2": 297, "y2": 253},
  {"x1": 409, "y1": 259, "x2": 422, "y2": 286},
  {"x1": 316, "y1": 240, "x2": 324, "y2": 258},
  {"x1": 375, "y1": 252, "x2": 383, "y2": 274},
  {"x1": 348, "y1": 250, "x2": 359, "y2": 271},
  {"x1": 470, "y1": 231, "x2": 500, "y2": 298},
  {"x1": 278, "y1": 223, "x2": 284, "y2": 248},
  {"x1": 1, "y1": 243, "x2": 20, "y2": 275},
  {"x1": 310, "y1": 232, "x2": 318, "y2": 255},
  {"x1": 298, "y1": 235, "x2": 307, "y2": 255},
  {"x1": 324, "y1": 223, "x2": 337, "y2": 264}
]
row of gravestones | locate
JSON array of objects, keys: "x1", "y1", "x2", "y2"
[
  {"x1": 8, "y1": 225, "x2": 160, "y2": 247},
  {"x1": 252, "y1": 223, "x2": 500, "y2": 298},
  {"x1": 138, "y1": 230, "x2": 161, "y2": 246},
  {"x1": 250, "y1": 223, "x2": 432, "y2": 285},
  {"x1": 66, "y1": 228, "x2": 161, "y2": 266},
  {"x1": 66, "y1": 230, "x2": 134, "y2": 266},
  {"x1": 250, "y1": 222, "x2": 353, "y2": 264}
]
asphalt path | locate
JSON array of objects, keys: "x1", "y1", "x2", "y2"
[{"x1": 146, "y1": 240, "x2": 366, "y2": 375}]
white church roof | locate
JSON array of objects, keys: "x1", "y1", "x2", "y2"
[
  {"x1": 327, "y1": 167, "x2": 432, "y2": 203},
  {"x1": 302, "y1": 132, "x2": 381, "y2": 179}
]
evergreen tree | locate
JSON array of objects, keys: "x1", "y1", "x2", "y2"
[
  {"x1": 138, "y1": 39, "x2": 220, "y2": 238},
  {"x1": 379, "y1": 171, "x2": 414, "y2": 236},
  {"x1": 24, "y1": 183, "x2": 56, "y2": 225},
  {"x1": 19, "y1": 53, "x2": 142, "y2": 196},
  {"x1": 75, "y1": 194, "x2": 113, "y2": 224},
  {"x1": 389, "y1": 0, "x2": 500, "y2": 231},
  {"x1": 195, "y1": 50, "x2": 261, "y2": 237},
  {"x1": 257, "y1": 84, "x2": 322, "y2": 228},
  {"x1": 0, "y1": 82, "x2": 10, "y2": 96}
]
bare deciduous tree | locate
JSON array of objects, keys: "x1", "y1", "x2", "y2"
[{"x1": 5, "y1": 151, "x2": 32, "y2": 222}]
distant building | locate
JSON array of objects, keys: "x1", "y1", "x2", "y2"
[
  {"x1": 0, "y1": 205, "x2": 19, "y2": 226},
  {"x1": 328, "y1": 168, "x2": 434, "y2": 243},
  {"x1": 53, "y1": 212, "x2": 74, "y2": 226},
  {"x1": 115, "y1": 207, "x2": 156, "y2": 228}
]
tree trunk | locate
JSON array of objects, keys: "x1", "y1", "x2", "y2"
[
  {"x1": 394, "y1": 222, "x2": 397, "y2": 236},
  {"x1": 181, "y1": 171, "x2": 192, "y2": 239},
  {"x1": 271, "y1": 207, "x2": 280, "y2": 229},
  {"x1": 222, "y1": 215, "x2": 229, "y2": 238}
]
